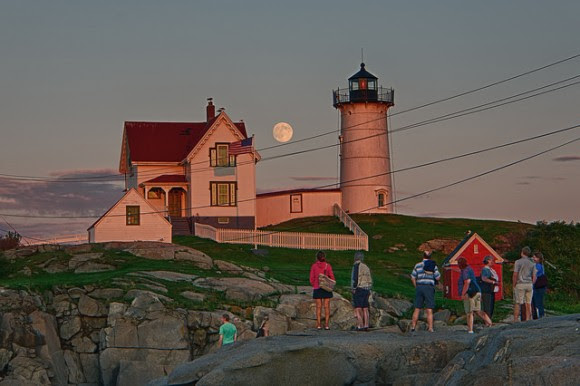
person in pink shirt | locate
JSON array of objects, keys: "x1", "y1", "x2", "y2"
[{"x1": 309, "y1": 251, "x2": 335, "y2": 330}]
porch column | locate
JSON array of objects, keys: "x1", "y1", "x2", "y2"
[{"x1": 163, "y1": 188, "x2": 169, "y2": 216}]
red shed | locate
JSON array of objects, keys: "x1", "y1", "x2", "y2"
[{"x1": 442, "y1": 232, "x2": 504, "y2": 301}]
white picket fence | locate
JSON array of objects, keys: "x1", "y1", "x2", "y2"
[
  {"x1": 24, "y1": 233, "x2": 88, "y2": 246},
  {"x1": 194, "y1": 222, "x2": 368, "y2": 251}
]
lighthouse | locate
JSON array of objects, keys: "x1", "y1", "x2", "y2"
[{"x1": 333, "y1": 63, "x2": 394, "y2": 214}]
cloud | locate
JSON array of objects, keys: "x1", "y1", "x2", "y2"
[
  {"x1": 552, "y1": 155, "x2": 580, "y2": 162},
  {"x1": 290, "y1": 176, "x2": 338, "y2": 182},
  {"x1": 0, "y1": 168, "x2": 123, "y2": 218},
  {"x1": 516, "y1": 182, "x2": 531, "y2": 185}
]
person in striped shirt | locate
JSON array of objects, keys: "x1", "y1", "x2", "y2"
[{"x1": 410, "y1": 251, "x2": 441, "y2": 332}]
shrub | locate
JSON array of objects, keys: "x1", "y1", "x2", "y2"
[{"x1": 0, "y1": 231, "x2": 21, "y2": 251}]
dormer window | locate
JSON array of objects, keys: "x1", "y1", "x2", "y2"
[{"x1": 210, "y1": 143, "x2": 236, "y2": 167}]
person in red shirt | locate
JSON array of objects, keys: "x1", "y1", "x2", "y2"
[{"x1": 309, "y1": 251, "x2": 335, "y2": 330}]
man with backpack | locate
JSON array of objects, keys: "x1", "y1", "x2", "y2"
[{"x1": 410, "y1": 251, "x2": 441, "y2": 332}]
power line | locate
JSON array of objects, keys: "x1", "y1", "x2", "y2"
[
  {"x1": 390, "y1": 51, "x2": 580, "y2": 116},
  {"x1": 3, "y1": 73, "x2": 579, "y2": 184},
  {"x1": 0, "y1": 123, "x2": 577, "y2": 220},
  {"x1": 5, "y1": 134, "x2": 577, "y2": 248}
]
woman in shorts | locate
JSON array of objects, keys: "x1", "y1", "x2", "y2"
[{"x1": 309, "y1": 251, "x2": 335, "y2": 330}]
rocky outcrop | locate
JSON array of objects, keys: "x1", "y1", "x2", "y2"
[{"x1": 151, "y1": 314, "x2": 580, "y2": 386}]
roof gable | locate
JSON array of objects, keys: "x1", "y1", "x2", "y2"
[
  {"x1": 87, "y1": 188, "x2": 170, "y2": 230},
  {"x1": 120, "y1": 116, "x2": 248, "y2": 172},
  {"x1": 184, "y1": 111, "x2": 251, "y2": 161},
  {"x1": 443, "y1": 232, "x2": 504, "y2": 266}
]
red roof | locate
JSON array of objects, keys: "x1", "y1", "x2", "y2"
[
  {"x1": 124, "y1": 119, "x2": 248, "y2": 163},
  {"x1": 142, "y1": 174, "x2": 188, "y2": 184}
]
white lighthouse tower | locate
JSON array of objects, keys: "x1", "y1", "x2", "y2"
[{"x1": 333, "y1": 63, "x2": 395, "y2": 214}]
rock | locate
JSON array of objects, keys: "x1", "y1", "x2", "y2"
[
  {"x1": 137, "y1": 316, "x2": 189, "y2": 349},
  {"x1": 79, "y1": 353, "x2": 100, "y2": 384},
  {"x1": 63, "y1": 350, "x2": 85, "y2": 384},
  {"x1": 214, "y1": 260, "x2": 243, "y2": 274},
  {"x1": 68, "y1": 253, "x2": 103, "y2": 269},
  {"x1": 64, "y1": 244, "x2": 92, "y2": 254},
  {"x1": 59, "y1": 316, "x2": 81, "y2": 340},
  {"x1": 74, "y1": 262, "x2": 115, "y2": 273},
  {"x1": 5, "y1": 355, "x2": 51, "y2": 385},
  {"x1": 418, "y1": 239, "x2": 460, "y2": 255},
  {"x1": 373, "y1": 296, "x2": 413, "y2": 317},
  {"x1": 3, "y1": 247, "x2": 37, "y2": 259},
  {"x1": 107, "y1": 302, "x2": 127, "y2": 326},
  {"x1": 125, "y1": 290, "x2": 173, "y2": 305},
  {"x1": 141, "y1": 283, "x2": 169, "y2": 294},
  {"x1": 88, "y1": 288, "x2": 124, "y2": 300},
  {"x1": 67, "y1": 287, "x2": 86, "y2": 299},
  {"x1": 0, "y1": 348, "x2": 12, "y2": 372},
  {"x1": 29, "y1": 311, "x2": 68, "y2": 386},
  {"x1": 70, "y1": 336, "x2": 97, "y2": 353},
  {"x1": 163, "y1": 330, "x2": 471, "y2": 386},
  {"x1": 174, "y1": 249, "x2": 213, "y2": 269},
  {"x1": 253, "y1": 307, "x2": 289, "y2": 336},
  {"x1": 77, "y1": 295, "x2": 107, "y2": 317},
  {"x1": 117, "y1": 361, "x2": 168, "y2": 386},
  {"x1": 433, "y1": 309, "x2": 452, "y2": 323},
  {"x1": 137, "y1": 271, "x2": 198, "y2": 282},
  {"x1": 180, "y1": 291, "x2": 206, "y2": 302},
  {"x1": 124, "y1": 292, "x2": 167, "y2": 320},
  {"x1": 99, "y1": 348, "x2": 190, "y2": 386},
  {"x1": 193, "y1": 277, "x2": 277, "y2": 302},
  {"x1": 372, "y1": 234, "x2": 383, "y2": 240}
]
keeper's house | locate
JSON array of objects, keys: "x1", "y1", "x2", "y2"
[{"x1": 88, "y1": 99, "x2": 260, "y2": 243}]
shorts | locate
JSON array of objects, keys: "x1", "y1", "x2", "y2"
[
  {"x1": 514, "y1": 283, "x2": 533, "y2": 304},
  {"x1": 464, "y1": 292, "x2": 482, "y2": 314},
  {"x1": 353, "y1": 288, "x2": 370, "y2": 308},
  {"x1": 413, "y1": 285, "x2": 435, "y2": 309},
  {"x1": 313, "y1": 288, "x2": 333, "y2": 299}
]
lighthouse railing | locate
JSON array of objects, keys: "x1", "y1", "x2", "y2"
[{"x1": 333, "y1": 204, "x2": 369, "y2": 250}]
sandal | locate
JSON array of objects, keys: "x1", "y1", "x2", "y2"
[{"x1": 324, "y1": 326, "x2": 330, "y2": 330}]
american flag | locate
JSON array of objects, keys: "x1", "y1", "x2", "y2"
[{"x1": 229, "y1": 137, "x2": 254, "y2": 155}]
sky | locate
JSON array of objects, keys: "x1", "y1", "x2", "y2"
[{"x1": 0, "y1": 1, "x2": 579, "y2": 239}]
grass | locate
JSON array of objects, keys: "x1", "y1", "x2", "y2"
[{"x1": 2, "y1": 213, "x2": 578, "y2": 318}]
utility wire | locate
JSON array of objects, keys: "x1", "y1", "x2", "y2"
[
  {"x1": 2, "y1": 74, "x2": 579, "y2": 184},
  {"x1": 1, "y1": 123, "x2": 577, "y2": 220},
  {"x1": 4, "y1": 135, "x2": 577, "y2": 247}
]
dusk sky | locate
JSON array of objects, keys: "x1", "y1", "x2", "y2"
[{"x1": 1, "y1": 1, "x2": 579, "y2": 239}]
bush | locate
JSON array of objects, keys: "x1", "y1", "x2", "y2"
[
  {"x1": 0, "y1": 231, "x2": 21, "y2": 251},
  {"x1": 516, "y1": 221, "x2": 580, "y2": 298}
]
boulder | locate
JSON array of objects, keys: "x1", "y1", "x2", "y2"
[
  {"x1": 59, "y1": 316, "x2": 81, "y2": 340},
  {"x1": 214, "y1": 260, "x2": 243, "y2": 274},
  {"x1": 89, "y1": 288, "x2": 124, "y2": 300},
  {"x1": 434, "y1": 309, "x2": 452, "y2": 323},
  {"x1": 4, "y1": 355, "x2": 51, "y2": 385},
  {"x1": 418, "y1": 238, "x2": 460, "y2": 255},
  {"x1": 174, "y1": 249, "x2": 213, "y2": 269},
  {"x1": 29, "y1": 311, "x2": 68, "y2": 386},
  {"x1": 68, "y1": 253, "x2": 103, "y2": 270},
  {"x1": 193, "y1": 277, "x2": 277, "y2": 302},
  {"x1": 0, "y1": 348, "x2": 12, "y2": 372},
  {"x1": 77, "y1": 295, "x2": 107, "y2": 317},
  {"x1": 74, "y1": 262, "x2": 115, "y2": 274},
  {"x1": 63, "y1": 350, "x2": 85, "y2": 384},
  {"x1": 137, "y1": 271, "x2": 198, "y2": 282},
  {"x1": 373, "y1": 295, "x2": 413, "y2": 317},
  {"x1": 180, "y1": 291, "x2": 206, "y2": 303}
]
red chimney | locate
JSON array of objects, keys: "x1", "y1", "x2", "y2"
[{"x1": 206, "y1": 98, "x2": 215, "y2": 121}]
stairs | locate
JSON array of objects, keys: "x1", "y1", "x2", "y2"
[{"x1": 170, "y1": 217, "x2": 191, "y2": 236}]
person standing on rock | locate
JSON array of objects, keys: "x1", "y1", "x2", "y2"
[
  {"x1": 218, "y1": 314, "x2": 237, "y2": 347},
  {"x1": 310, "y1": 251, "x2": 335, "y2": 330},
  {"x1": 351, "y1": 251, "x2": 373, "y2": 331},
  {"x1": 513, "y1": 246, "x2": 537, "y2": 322},
  {"x1": 410, "y1": 251, "x2": 440, "y2": 332},
  {"x1": 532, "y1": 251, "x2": 547, "y2": 319},
  {"x1": 480, "y1": 255, "x2": 499, "y2": 319},
  {"x1": 457, "y1": 257, "x2": 492, "y2": 333}
]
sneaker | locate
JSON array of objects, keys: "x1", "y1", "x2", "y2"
[
  {"x1": 467, "y1": 330, "x2": 474, "y2": 334},
  {"x1": 410, "y1": 328, "x2": 415, "y2": 333}
]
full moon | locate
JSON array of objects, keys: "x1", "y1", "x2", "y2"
[{"x1": 273, "y1": 122, "x2": 293, "y2": 143}]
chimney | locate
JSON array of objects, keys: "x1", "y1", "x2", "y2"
[{"x1": 206, "y1": 98, "x2": 215, "y2": 122}]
